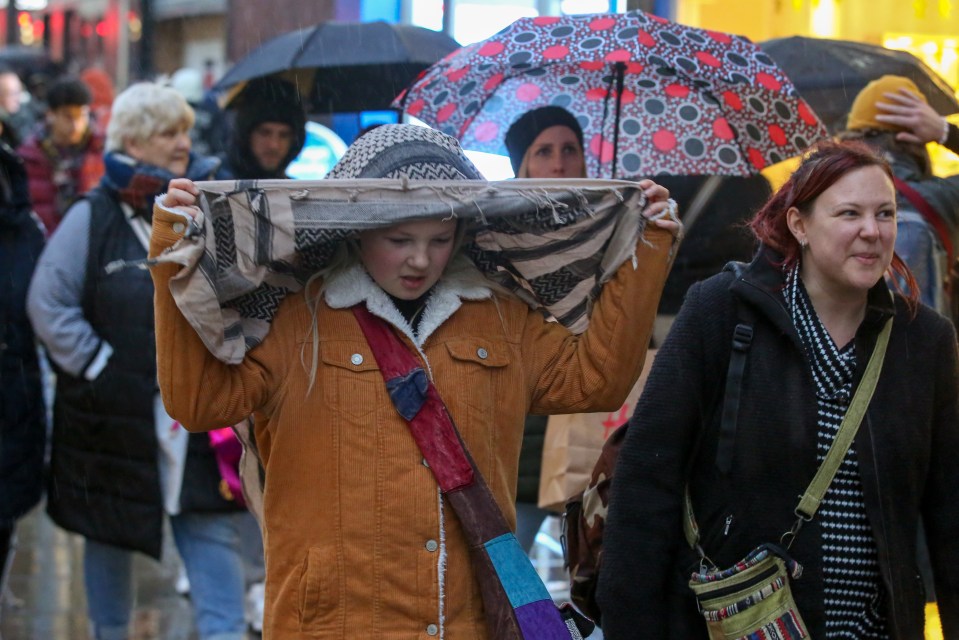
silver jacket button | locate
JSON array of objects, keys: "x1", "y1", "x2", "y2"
[
  {"x1": 350, "y1": 353, "x2": 364, "y2": 366},
  {"x1": 425, "y1": 539, "x2": 438, "y2": 552},
  {"x1": 426, "y1": 624, "x2": 438, "y2": 636},
  {"x1": 476, "y1": 347, "x2": 488, "y2": 359}
]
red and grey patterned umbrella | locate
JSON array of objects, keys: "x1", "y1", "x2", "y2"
[{"x1": 394, "y1": 11, "x2": 828, "y2": 178}]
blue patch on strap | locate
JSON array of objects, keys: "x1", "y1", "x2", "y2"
[
  {"x1": 484, "y1": 533, "x2": 552, "y2": 608},
  {"x1": 385, "y1": 367, "x2": 429, "y2": 420}
]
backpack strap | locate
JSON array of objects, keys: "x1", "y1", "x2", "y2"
[
  {"x1": 893, "y1": 176, "x2": 954, "y2": 265},
  {"x1": 715, "y1": 262, "x2": 754, "y2": 475}
]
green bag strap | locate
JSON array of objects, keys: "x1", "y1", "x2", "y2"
[
  {"x1": 790, "y1": 317, "x2": 892, "y2": 527},
  {"x1": 684, "y1": 316, "x2": 893, "y2": 553}
]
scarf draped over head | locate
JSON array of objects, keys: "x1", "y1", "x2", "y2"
[
  {"x1": 151, "y1": 124, "x2": 653, "y2": 364},
  {"x1": 102, "y1": 150, "x2": 221, "y2": 218}
]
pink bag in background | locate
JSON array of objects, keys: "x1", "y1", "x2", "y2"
[{"x1": 208, "y1": 427, "x2": 246, "y2": 508}]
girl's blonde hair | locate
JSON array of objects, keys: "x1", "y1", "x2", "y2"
[{"x1": 106, "y1": 82, "x2": 195, "y2": 152}]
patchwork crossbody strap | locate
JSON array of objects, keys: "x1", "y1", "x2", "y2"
[
  {"x1": 352, "y1": 305, "x2": 586, "y2": 640},
  {"x1": 686, "y1": 316, "x2": 892, "y2": 552}
]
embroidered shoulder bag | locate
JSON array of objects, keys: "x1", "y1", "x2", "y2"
[
  {"x1": 684, "y1": 317, "x2": 892, "y2": 640},
  {"x1": 352, "y1": 305, "x2": 593, "y2": 640}
]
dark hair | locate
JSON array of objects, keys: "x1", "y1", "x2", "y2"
[
  {"x1": 46, "y1": 76, "x2": 92, "y2": 110},
  {"x1": 750, "y1": 139, "x2": 918, "y2": 308}
]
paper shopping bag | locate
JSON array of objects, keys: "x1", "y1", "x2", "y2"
[{"x1": 537, "y1": 349, "x2": 657, "y2": 512}]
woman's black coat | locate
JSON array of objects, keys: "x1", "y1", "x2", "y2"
[
  {"x1": 0, "y1": 131, "x2": 45, "y2": 526},
  {"x1": 597, "y1": 248, "x2": 959, "y2": 639}
]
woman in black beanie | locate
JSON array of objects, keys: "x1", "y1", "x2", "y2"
[{"x1": 505, "y1": 105, "x2": 586, "y2": 179}]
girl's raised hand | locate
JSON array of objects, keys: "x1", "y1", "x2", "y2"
[
  {"x1": 637, "y1": 178, "x2": 682, "y2": 237},
  {"x1": 160, "y1": 178, "x2": 202, "y2": 219}
]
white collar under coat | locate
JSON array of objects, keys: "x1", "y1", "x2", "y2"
[{"x1": 323, "y1": 255, "x2": 494, "y2": 348}]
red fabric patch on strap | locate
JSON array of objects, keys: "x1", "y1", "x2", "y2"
[{"x1": 352, "y1": 306, "x2": 474, "y2": 492}]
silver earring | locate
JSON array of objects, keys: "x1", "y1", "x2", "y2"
[{"x1": 799, "y1": 238, "x2": 808, "y2": 250}]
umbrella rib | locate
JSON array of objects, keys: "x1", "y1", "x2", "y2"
[{"x1": 290, "y1": 25, "x2": 326, "y2": 69}]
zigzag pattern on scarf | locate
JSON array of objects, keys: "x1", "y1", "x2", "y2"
[{"x1": 166, "y1": 178, "x2": 645, "y2": 364}]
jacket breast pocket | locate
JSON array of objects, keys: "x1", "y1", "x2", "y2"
[
  {"x1": 320, "y1": 341, "x2": 381, "y2": 418},
  {"x1": 445, "y1": 339, "x2": 510, "y2": 414},
  {"x1": 297, "y1": 546, "x2": 338, "y2": 633}
]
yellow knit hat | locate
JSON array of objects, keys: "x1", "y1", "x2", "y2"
[{"x1": 846, "y1": 75, "x2": 927, "y2": 131}]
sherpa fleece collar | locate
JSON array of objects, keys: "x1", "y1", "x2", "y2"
[{"x1": 323, "y1": 255, "x2": 493, "y2": 347}]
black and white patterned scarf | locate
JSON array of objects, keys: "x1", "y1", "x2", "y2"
[
  {"x1": 784, "y1": 267, "x2": 889, "y2": 638},
  {"x1": 152, "y1": 125, "x2": 663, "y2": 364}
]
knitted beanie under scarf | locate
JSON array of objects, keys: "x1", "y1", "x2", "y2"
[{"x1": 326, "y1": 124, "x2": 483, "y2": 181}]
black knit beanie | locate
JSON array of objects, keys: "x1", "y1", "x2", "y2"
[
  {"x1": 228, "y1": 77, "x2": 307, "y2": 179},
  {"x1": 504, "y1": 106, "x2": 583, "y2": 174}
]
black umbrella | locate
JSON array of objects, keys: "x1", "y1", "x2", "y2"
[
  {"x1": 653, "y1": 174, "x2": 770, "y2": 315},
  {"x1": 759, "y1": 36, "x2": 959, "y2": 134},
  {"x1": 214, "y1": 21, "x2": 460, "y2": 113},
  {"x1": 0, "y1": 46, "x2": 61, "y2": 82}
]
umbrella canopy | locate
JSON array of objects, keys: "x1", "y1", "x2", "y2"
[
  {"x1": 0, "y1": 45, "x2": 60, "y2": 81},
  {"x1": 759, "y1": 36, "x2": 959, "y2": 134},
  {"x1": 214, "y1": 21, "x2": 460, "y2": 113},
  {"x1": 394, "y1": 11, "x2": 826, "y2": 178}
]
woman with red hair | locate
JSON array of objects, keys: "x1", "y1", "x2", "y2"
[{"x1": 599, "y1": 140, "x2": 959, "y2": 638}]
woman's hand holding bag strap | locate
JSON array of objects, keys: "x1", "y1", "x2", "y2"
[{"x1": 683, "y1": 317, "x2": 892, "y2": 640}]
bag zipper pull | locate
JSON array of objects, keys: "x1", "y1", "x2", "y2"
[{"x1": 723, "y1": 515, "x2": 733, "y2": 536}]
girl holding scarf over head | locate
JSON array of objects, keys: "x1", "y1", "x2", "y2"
[{"x1": 149, "y1": 124, "x2": 681, "y2": 638}]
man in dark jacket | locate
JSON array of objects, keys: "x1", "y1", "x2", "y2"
[
  {"x1": 223, "y1": 77, "x2": 306, "y2": 180},
  {"x1": 220, "y1": 79, "x2": 306, "y2": 633},
  {"x1": 18, "y1": 76, "x2": 105, "y2": 235},
  {"x1": 0, "y1": 114, "x2": 45, "y2": 601}
]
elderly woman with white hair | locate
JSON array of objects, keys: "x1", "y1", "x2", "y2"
[{"x1": 27, "y1": 82, "x2": 248, "y2": 640}]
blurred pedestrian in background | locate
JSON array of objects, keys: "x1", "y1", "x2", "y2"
[
  {"x1": 840, "y1": 75, "x2": 959, "y2": 317},
  {"x1": 0, "y1": 67, "x2": 34, "y2": 146},
  {"x1": 0, "y1": 113, "x2": 45, "y2": 615},
  {"x1": 598, "y1": 140, "x2": 959, "y2": 638},
  {"x1": 80, "y1": 67, "x2": 115, "y2": 135},
  {"x1": 27, "y1": 82, "x2": 248, "y2": 640},
  {"x1": 223, "y1": 76, "x2": 306, "y2": 180},
  {"x1": 208, "y1": 72, "x2": 309, "y2": 633},
  {"x1": 505, "y1": 105, "x2": 586, "y2": 180},
  {"x1": 19, "y1": 76, "x2": 105, "y2": 236},
  {"x1": 504, "y1": 105, "x2": 587, "y2": 553}
]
